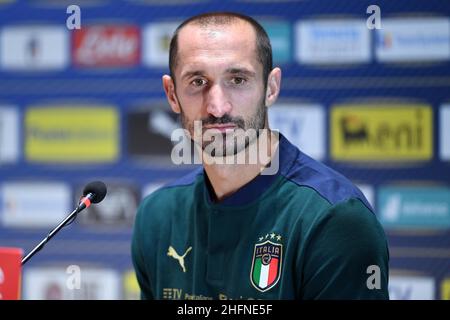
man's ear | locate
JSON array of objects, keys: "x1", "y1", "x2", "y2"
[
  {"x1": 162, "y1": 75, "x2": 181, "y2": 114},
  {"x1": 265, "y1": 67, "x2": 282, "y2": 107}
]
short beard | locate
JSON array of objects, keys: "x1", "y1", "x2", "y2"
[{"x1": 179, "y1": 95, "x2": 267, "y2": 157}]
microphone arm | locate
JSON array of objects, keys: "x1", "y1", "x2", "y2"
[{"x1": 21, "y1": 192, "x2": 95, "y2": 266}]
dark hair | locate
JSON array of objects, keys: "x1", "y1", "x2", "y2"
[{"x1": 169, "y1": 12, "x2": 273, "y2": 86}]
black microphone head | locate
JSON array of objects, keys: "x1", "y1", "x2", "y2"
[{"x1": 83, "y1": 181, "x2": 107, "y2": 204}]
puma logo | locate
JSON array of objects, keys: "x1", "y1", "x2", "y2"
[{"x1": 167, "y1": 246, "x2": 192, "y2": 273}]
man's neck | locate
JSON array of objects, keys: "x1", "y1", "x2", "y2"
[{"x1": 202, "y1": 131, "x2": 279, "y2": 202}]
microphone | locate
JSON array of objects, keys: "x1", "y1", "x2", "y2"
[
  {"x1": 77, "y1": 181, "x2": 108, "y2": 211},
  {"x1": 21, "y1": 181, "x2": 107, "y2": 266}
]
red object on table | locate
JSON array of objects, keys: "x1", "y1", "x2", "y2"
[{"x1": 0, "y1": 247, "x2": 23, "y2": 300}]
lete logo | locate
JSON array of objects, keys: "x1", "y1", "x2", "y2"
[{"x1": 73, "y1": 25, "x2": 140, "y2": 67}]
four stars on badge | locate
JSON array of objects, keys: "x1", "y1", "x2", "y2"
[{"x1": 258, "y1": 233, "x2": 282, "y2": 242}]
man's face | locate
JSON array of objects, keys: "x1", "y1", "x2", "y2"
[{"x1": 170, "y1": 21, "x2": 267, "y2": 157}]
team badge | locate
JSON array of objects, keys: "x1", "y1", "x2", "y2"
[{"x1": 250, "y1": 233, "x2": 283, "y2": 292}]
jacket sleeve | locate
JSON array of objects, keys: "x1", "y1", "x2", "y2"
[
  {"x1": 300, "y1": 198, "x2": 389, "y2": 300},
  {"x1": 131, "y1": 201, "x2": 155, "y2": 300}
]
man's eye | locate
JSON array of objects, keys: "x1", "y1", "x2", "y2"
[
  {"x1": 231, "y1": 77, "x2": 246, "y2": 85},
  {"x1": 191, "y1": 79, "x2": 207, "y2": 87}
]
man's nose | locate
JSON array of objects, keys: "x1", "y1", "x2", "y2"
[{"x1": 205, "y1": 84, "x2": 232, "y2": 118}]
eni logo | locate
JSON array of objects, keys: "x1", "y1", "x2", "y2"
[{"x1": 167, "y1": 246, "x2": 192, "y2": 273}]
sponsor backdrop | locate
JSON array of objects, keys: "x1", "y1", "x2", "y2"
[{"x1": 0, "y1": 0, "x2": 449, "y2": 300}]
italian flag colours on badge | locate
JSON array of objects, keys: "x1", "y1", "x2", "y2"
[
  {"x1": 253, "y1": 256, "x2": 279, "y2": 289},
  {"x1": 250, "y1": 240, "x2": 282, "y2": 292}
]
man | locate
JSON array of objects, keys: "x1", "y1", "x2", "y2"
[{"x1": 132, "y1": 12, "x2": 389, "y2": 300}]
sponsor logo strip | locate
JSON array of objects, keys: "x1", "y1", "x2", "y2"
[
  {"x1": 378, "y1": 186, "x2": 450, "y2": 229},
  {"x1": 73, "y1": 25, "x2": 140, "y2": 68},
  {"x1": 331, "y1": 104, "x2": 433, "y2": 161},
  {"x1": 296, "y1": 19, "x2": 370, "y2": 64},
  {"x1": 376, "y1": 18, "x2": 450, "y2": 62},
  {"x1": 440, "y1": 105, "x2": 450, "y2": 161},
  {"x1": 389, "y1": 275, "x2": 435, "y2": 300},
  {"x1": 25, "y1": 105, "x2": 119, "y2": 163}
]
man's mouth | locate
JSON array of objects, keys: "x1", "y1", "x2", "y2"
[{"x1": 203, "y1": 124, "x2": 237, "y2": 133}]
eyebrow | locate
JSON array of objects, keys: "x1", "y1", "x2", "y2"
[
  {"x1": 181, "y1": 70, "x2": 205, "y2": 81},
  {"x1": 180, "y1": 67, "x2": 256, "y2": 81},
  {"x1": 225, "y1": 67, "x2": 256, "y2": 77}
]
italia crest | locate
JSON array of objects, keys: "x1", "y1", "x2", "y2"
[{"x1": 250, "y1": 233, "x2": 283, "y2": 292}]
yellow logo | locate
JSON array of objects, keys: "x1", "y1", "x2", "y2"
[
  {"x1": 25, "y1": 105, "x2": 119, "y2": 163},
  {"x1": 331, "y1": 104, "x2": 433, "y2": 161},
  {"x1": 442, "y1": 278, "x2": 450, "y2": 300}
]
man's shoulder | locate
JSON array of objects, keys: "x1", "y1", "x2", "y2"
[
  {"x1": 280, "y1": 142, "x2": 372, "y2": 212},
  {"x1": 139, "y1": 167, "x2": 203, "y2": 211}
]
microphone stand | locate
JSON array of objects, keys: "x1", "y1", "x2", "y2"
[
  {"x1": 21, "y1": 198, "x2": 90, "y2": 266},
  {"x1": 20, "y1": 182, "x2": 106, "y2": 266}
]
